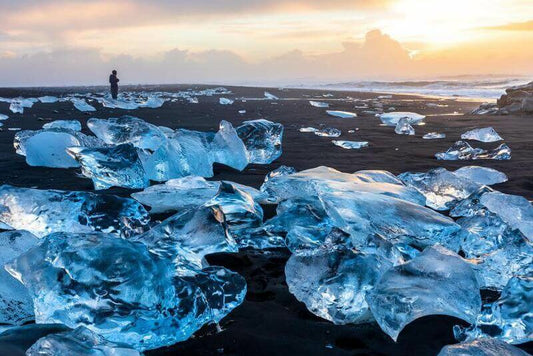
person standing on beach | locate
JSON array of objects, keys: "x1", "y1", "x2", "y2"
[{"x1": 109, "y1": 70, "x2": 119, "y2": 99}]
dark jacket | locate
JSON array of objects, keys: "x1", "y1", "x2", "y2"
[{"x1": 109, "y1": 74, "x2": 119, "y2": 87}]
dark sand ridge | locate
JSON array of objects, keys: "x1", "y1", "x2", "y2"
[{"x1": 0, "y1": 85, "x2": 531, "y2": 355}]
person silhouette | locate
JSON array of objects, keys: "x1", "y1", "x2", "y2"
[{"x1": 109, "y1": 70, "x2": 119, "y2": 99}]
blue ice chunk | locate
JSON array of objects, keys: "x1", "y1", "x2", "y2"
[
  {"x1": 71, "y1": 98, "x2": 96, "y2": 112},
  {"x1": 449, "y1": 186, "x2": 494, "y2": 218},
  {"x1": 67, "y1": 144, "x2": 149, "y2": 190},
  {"x1": 436, "y1": 141, "x2": 511, "y2": 161},
  {"x1": 314, "y1": 127, "x2": 341, "y2": 137},
  {"x1": 379, "y1": 112, "x2": 425, "y2": 126},
  {"x1": 42, "y1": 120, "x2": 82, "y2": 131},
  {"x1": 236, "y1": 119, "x2": 283, "y2": 164},
  {"x1": 454, "y1": 166, "x2": 508, "y2": 186},
  {"x1": 326, "y1": 110, "x2": 357, "y2": 118},
  {"x1": 438, "y1": 338, "x2": 531, "y2": 356},
  {"x1": 461, "y1": 127, "x2": 503, "y2": 143},
  {"x1": 211, "y1": 120, "x2": 248, "y2": 171},
  {"x1": 394, "y1": 117, "x2": 415, "y2": 135},
  {"x1": 332, "y1": 140, "x2": 368, "y2": 149},
  {"x1": 367, "y1": 245, "x2": 481, "y2": 341},
  {"x1": 480, "y1": 192, "x2": 533, "y2": 241},
  {"x1": 423, "y1": 132, "x2": 446, "y2": 139}
]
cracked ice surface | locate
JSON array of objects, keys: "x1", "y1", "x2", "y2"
[
  {"x1": 461, "y1": 127, "x2": 503, "y2": 143},
  {"x1": 394, "y1": 117, "x2": 415, "y2": 135},
  {"x1": 367, "y1": 245, "x2": 481, "y2": 341},
  {"x1": 236, "y1": 119, "x2": 283, "y2": 164},
  {"x1": 0, "y1": 185, "x2": 150, "y2": 238},
  {"x1": 6, "y1": 232, "x2": 246, "y2": 351},
  {"x1": 436, "y1": 141, "x2": 511, "y2": 161}
]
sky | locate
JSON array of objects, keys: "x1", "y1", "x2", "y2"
[{"x1": 0, "y1": 0, "x2": 532, "y2": 86}]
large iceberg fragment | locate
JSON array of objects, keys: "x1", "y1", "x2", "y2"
[
  {"x1": 6, "y1": 232, "x2": 246, "y2": 351},
  {"x1": 379, "y1": 112, "x2": 425, "y2": 126},
  {"x1": 480, "y1": 192, "x2": 533, "y2": 241},
  {"x1": 0, "y1": 185, "x2": 150, "y2": 237},
  {"x1": 42, "y1": 120, "x2": 82, "y2": 131},
  {"x1": 454, "y1": 166, "x2": 508, "y2": 185},
  {"x1": 309, "y1": 101, "x2": 329, "y2": 108},
  {"x1": 398, "y1": 168, "x2": 482, "y2": 211},
  {"x1": 394, "y1": 117, "x2": 415, "y2": 135},
  {"x1": 211, "y1": 120, "x2": 248, "y2": 171},
  {"x1": 26, "y1": 327, "x2": 140, "y2": 356},
  {"x1": 455, "y1": 275, "x2": 533, "y2": 345},
  {"x1": 332, "y1": 140, "x2": 368, "y2": 149},
  {"x1": 461, "y1": 127, "x2": 503, "y2": 142},
  {"x1": 0, "y1": 230, "x2": 38, "y2": 326},
  {"x1": 367, "y1": 245, "x2": 481, "y2": 341},
  {"x1": 285, "y1": 248, "x2": 393, "y2": 324},
  {"x1": 71, "y1": 98, "x2": 96, "y2": 112},
  {"x1": 88, "y1": 116, "x2": 167, "y2": 150},
  {"x1": 68, "y1": 144, "x2": 149, "y2": 190},
  {"x1": 236, "y1": 119, "x2": 283, "y2": 164},
  {"x1": 438, "y1": 338, "x2": 531, "y2": 356},
  {"x1": 436, "y1": 141, "x2": 511, "y2": 161},
  {"x1": 326, "y1": 110, "x2": 357, "y2": 118}
]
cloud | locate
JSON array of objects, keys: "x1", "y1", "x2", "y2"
[{"x1": 483, "y1": 20, "x2": 533, "y2": 31}]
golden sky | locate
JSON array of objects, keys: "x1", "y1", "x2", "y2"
[{"x1": 0, "y1": 0, "x2": 532, "y2": 85}]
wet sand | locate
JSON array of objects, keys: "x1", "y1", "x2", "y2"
[{"x1": 0, "y1": 85, "x2": 532, "y2": 355}]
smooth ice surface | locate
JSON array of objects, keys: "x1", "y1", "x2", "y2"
[
  {"x1": 38, "y1": 96, "x2": 59, "y2": 104},
  {"x1": 14, "y1": 129, "x2": 102, "y2": 157},
  {"x1": 326, "y1": 110, "x2": 357, "y2": 118},
  {"x1": 309, "y1": 101, "x2": 329, "y2": 108},
  {"x1": 211, "y1": 120, "x2": 249, "y2": 171},
  {"x1": 0, "y1": 230, "x2": 38, "y2": 326},
  {"x1": 481, "y1": 192, "x2": 533, "y2": 241},
  {"x1": 25, "y1": 131, "x2": 83, "y2": 168},
  {"x1": 394, "y1": 117, "x2": 415, "y2": 135},
  {"x1": 454, "y1": 166, "x2": 508, "y2": 185},
  {"x1": 42, "y1": 120, "x2": 82, "y2": 131},
  {"x1": 332, "y1": 140, "x2": 368, "y2": 149},
  {"x1": 314, "y1": 128, "x2": 341, "y2": 137},
  {"x1": 71, "y1": 98, "x2": 96, "y2": 112},
  {"x1": 26, "y1": 327, "x2": 140, "y2": 356},
  {"x1": 68, "y1": 144, "x2": 149, "y2": 190},
  {"x1": 398, "y1": 168, "x2": 482, "y2": 211},
  {"x1": 219, "y1": 98, "x2": 234, "y2": 105},
  {"x1": 0, "y1": 185, "x2": 150, "y2": 238},
  {"x1": 6, "y1": 232, "x2": 246, "y2": 351},
  {"x1": 236, "y1": 119, "x2": 283, "y2": 164},
  {"x1": 88, "y1": 116, "x2": 167, "y2": 150},
  {"x1": 423, "y1": 132, "x2": 446, "y2": 139},
  {"x1": 456, "y1": 275, "x2": 533, "y2": 345},
  {"x1": 286, "y1": 249, "x2": 393, "y2": 324},
  {"x1": 367, "y1": 246, "x2": 481, "y2": 341},
  {"x1": 438, "y1": 339, "x2": 531, "y2": 356},
  {"x1": 436, "y1": 141, "x2": 511, "y2": 160},
  {"x1": 379, "y1": 112, "x2": 425, "y2": 126},
  {"x1": 461, "y1": 127, "x2": 503, "y2": 143}
]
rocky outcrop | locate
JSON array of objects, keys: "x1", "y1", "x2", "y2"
[{"x1": 472, "y1": 81, "x2": 533, "y2": 115}]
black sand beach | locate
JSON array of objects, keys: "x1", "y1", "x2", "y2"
[{"x1": 0, "y1": 85, "x2": 532, "y2": 355}]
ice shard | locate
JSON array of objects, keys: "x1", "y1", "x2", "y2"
[
  {"x1": 379, "y1": 112, "x2": 425, "y2": 126},
  {"x1": 67, "y1": 144, "x2": 149, "y2": 190},
  {"x1": 6, "y1": 232, "x2": 246, "y2": 351},
  {"x1": 398, "y1": 168, "x2": 483, "y2": 211},
  {"x1": 9, "y1": 101, "x2": 23, "y2": 114},
  {"x1": 0, "y1": 185, "x2": 150, "y2": 237},
  {"x1": 449, "y1": 186, "x2": 494, "y2": 218},
  {"x1": 332, "y1": 140, "x2": 368, "y2": 149},
  {"x1": 71, "y1": 98, "x2": 96, "y2": 112},
  {"x1": 299, "y1": 127, "x2": 318, "y2": 133},
  {"x1": 219, "y1": 97, "x2": 234, "y2": 105},
  {"x1": 0, "y1": 230, "x2": 38, "y2": 326},
  {"x1": 461, "y1": 127, "x2": 503, "y2": 143},
  {"x1": 236, "y1": 119, "x2": 283, "y2": 164},
  {"x1": 480, "y1": 192, "x2": 533, "y2": 241},
  {"x1": 211, "y1": 120, "x2": 249, "y2": 171},
  {"x1": 436, "y1": 141, "x2": 511, "y2": 161},
  {"x1": 423, "y1": 132, "x2": 446, "y2": 139},
  {"x1": 264, "y1": 92, "x2": 279, "y2": 100},
  {"x1": 394, "y1": 117, "x2": 415, "y2": 135},
  {"x1": 438, "y1": 338, "x2": 531, "y2": 356},
  {"x1": 42, "y1": 120, "x2": 81, "y2": 132},
  {"x1": 38, "y1": 96, "x2": 59, "y2": 103},
  {"x1": 326, "y1": 110, "x2": 357, "y2": 118},
  {"x1": 0, "y1": 113, "x2": 8, "y2": 121},
  {"x1": 88, "y1": 116, "x2": 167, "y2": 150},
  {"x1": 455, "y1": 275, "x2": 533, "y2": 345},
  {"x1": 367, "y1": 245, "x2": 481, "y2": 341},
  {"x1": 26, "y1": 327, "x2": 140, "y2": 356},
  {"x1": 454, "y1": 166, "x2": 508, "y2": 186},
  {"x1": 315, "y1": 128, "x2": 341, "y2": 137},
  {"x1": 309, "y1": 101, "x2": 329, "y2": 108},
  {"x1": 285, "y1": 248, "x2": 393, "y2": 324}
]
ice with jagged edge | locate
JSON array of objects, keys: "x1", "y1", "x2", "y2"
[
  {"x1": 332, "y1": 140, "x2": 368, "y2": 149},
  {"x1": 26, "y1": 326, "x2": 140, "y2": 356},
  {"x1": 264, "y1": 91, "x2": 279, "y2": 100},
  {"x1": 379, "y1": 112, "x2": 425, "y2": 126},
  {"x1": 132, "y1": 176, "x2": 264, "y2": 213},
  {"x1": 236, "y1": 119, "x2": 283, "y2": 164},
  {"x1": 0, "y1": 230, "x2": 38, "y2": 326},
  {"x1": 68, "y1": 144, "x2": 149, "y2": 190},
  {"x1": 327, "y1": 110, "x2": 357, "y2": 118},
  {"x1": 141, "y1": 128, "x2": 214, "y2": 181},
  {"x1": 42, "y1": 120, "x2": 82, "y2": 131},
  {"x1": 454, "y1": 166, "x2": 507, "y2": 186},
  {"x1": 285, "y1": 247, "x2": 394, "y2": 325},
  {"x1": 309, "y1": 101, "x2": 329, "y2": 108},
  {"x1": 219, "y1": 97, "x2": 234, "y2": 105},
  {"x1": 38, "y1": 96, "x2": 59, "y2": 103},
  {"x1": 88, "y1": 116, "x2": 167, "y2": 150},
  {"x1": 71, "y1": 98, "x2": 96, "y2": 112},
  {"x1": 314, "y1": 128, "x2": 341, "y2": 137},
  {"x1": 0, "y1": 185, "x2": 150, "y2": 237},
  {"x1": 6, "y1": 232, "x2": 246, "y2": 351},
  {"x1": 455, "y1": 274, "x2": 533, "y2": 345},
  {"x1": 423, "y1": 132, "x2": 446, "y2": 139},
  {"x1": 99, "y1": 95, "x2": 166, "y2": 110},
  {"x1": 436, "y1": 141, "x2": 511, "y2": 160},
  {"x1": 461, "y1": 127, "x2": 503, "y2": 143},
  {"x1": 211, "y1": 120, "x2": 249, "y2": 171},
  {"x1": 398, "y1": 167, "x2": 483, "y2": 211},
  {"x1": 367, "y1": 245, "x2": 481, "y2": 341},
  {"x1": 438, "y1": 338, "x2": 531, "y2": 356},
  {"x1": 394, "y1": 117, "x2": 415, "y2": 135},
  {"x1": 8, "y1": 98, "x2": 36, "y2": 114}
]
